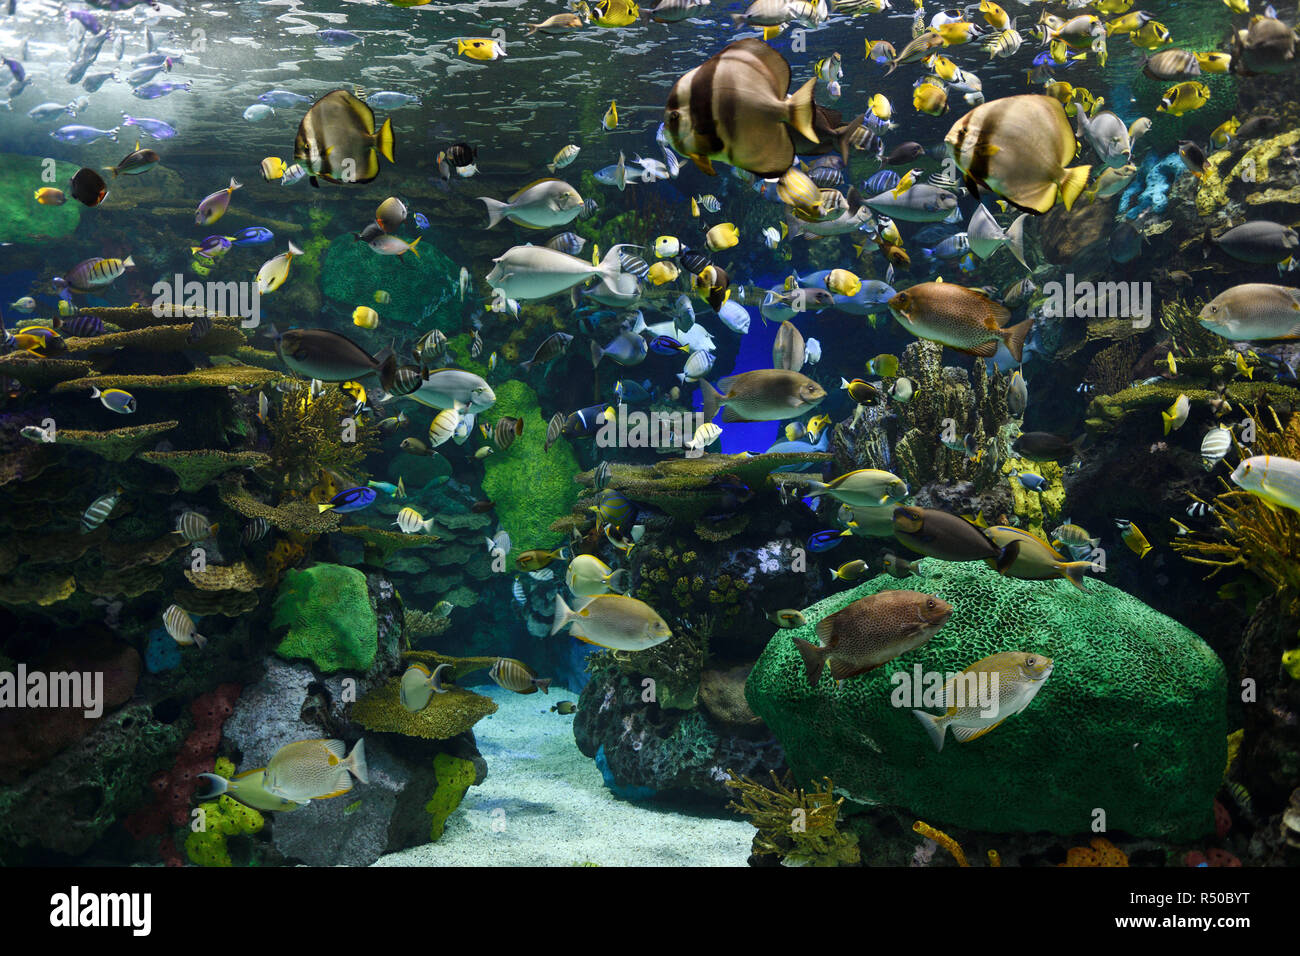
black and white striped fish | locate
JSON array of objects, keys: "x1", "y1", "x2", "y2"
[
  {"x1": 544, "y1": 411, "x2": 565, "y2": 452},
  {"x1": 81, "y1": 488, "x2": 122, "y2": 533},
  {"x1": 241, "y1": 516, "x2": 271, "y2": 544},
  {"x1": 176, "y1": 510, "x2": 218, "y2": 543},
  {"x1": 389, "y1": 364, "x2": 424, "y2": 396},
  {"x1": 488, "y1": 657, "x2": 551, "y2": 695}
]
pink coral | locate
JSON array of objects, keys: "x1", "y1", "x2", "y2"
[{"x1": 123, "y1": 683, "x2": 241, "y2": 855}]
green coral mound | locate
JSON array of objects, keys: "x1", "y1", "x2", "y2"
[
  {"x1": 185, "y1": 795, "x2": 264, "y2": 867},
  {"x1": 481, "y1": 379, "x2": 580, "y2": 559},
  {"x1": 746, "y1": 560, "x2": 1227, "y2": 841},
  {"x1": 1, "y1": 156, "x2": 82, "y2": 243},
  {"x1": 320, "y1": 230, "x2": 462, "y2": 328},
  {"x1": 425, "y1": 753, "x2": 476, "y2": 842},
  {"x1": 272, "y1": 564, "x2": 378, "y2": 673}
]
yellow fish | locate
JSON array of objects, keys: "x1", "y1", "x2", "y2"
[
  {"x1": 868, "y1": 93, "x2": 893, "y2": 120},
  {"x1": 1195, "y1": 51, "x2": 1232, "y2": 73},
  {"x1": 705, "y1": 222, "x2": 739, "y2": 252},
  {"x1": 913, "y1": 80, "x2": 948, "y2": 116},
  {"x1": 646, "y1": 260, "x2": 680, "y2": 285},
  {"x1": 1092, "y1": 0, "x2": 1132, "y2": 11},
  {"x1": 591, "y1": 0, "x2": 639, "y2": 26},
  {"x1": 1131, "y1": 20, "x2": 1171, "y2": 48},
  {"x1": 1116, "y1": 518, "x2": 1152, "y2": 558},
  {"x1": 979, "y1": 0, "x2": 1008, "y2": 29},
  {"x1": 1158, "y1": 81, "x2": 1210, "y2": 116},
  {"x1": 1210, "y1": 116, "x2": 1240, "y2": 148},
  {"x1": 456, "y1": 37, "x2": 506, "y2": 60},
  {"x1": 1222, "y1": 0, "x2": 1248, "y2": 12},
  {"x1": 602, "y1": 99, "x2": 618, "y2": 131},
  {"x1": 826, "y1": 268, "x2": 862, "y2": 297},
  {"x1": 892, "y1": 167, "x2": 918, "y2": 197},
  {"x1": 932, "y1": 21, "x2": 981, "y2": 45},
  {"x1": 1236, "y1": 351, "x2": 1254, "y2": 380},
  {"x1": 926, "y1": 52, "x2": 960, "y2": 80},
  {"x1": 260, "y1": 157, "x2": 286, "y2": 181},
  {"x1": 352, "y1": 306, "x2": 379, "y2": 329}
]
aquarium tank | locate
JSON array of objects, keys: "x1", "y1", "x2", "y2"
[{"x1": 0, "y1": 0, "x2": 1298, "y2": 886}]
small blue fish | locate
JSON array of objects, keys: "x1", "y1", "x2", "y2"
[
  {"x1": 258, "y1": 89, "x2": 312, "y2": 107},
  {"x1": 807, "y1": 529, "x2": 846, "y2": 553},
  {"x1": 133, "y1": 80, "x2": 192, "y2": 100},
  {"x1": 414, "y1": 212, "x2": 429, "y2": 230},
  {"x1": 367, "y1": 480, "x2": 400, "y2": 496},
  {"x1": 68, "y1": 9, "x2": 103, "y2": 33},
  {"x1": 648, "y1": 335, "x2": 688, "y2": 355},
  {"x1": 316, "y1": 29, "x2": 363, "y2": 45},
  {"x1": 121, "y1": 115, "x2": 177, "y2": 139},
  {"x1": 862, "y1": 170, "x2": 900, "y2": 193},
  {"x1": 230, "y1": 226, "x2": 274, "y2": 246},
  {"x1": 51, "y1": 125, "x2": 118, "y2": 144},
  {"x1": 192, "y1": 235, "x2": 232, "y2": 259},
  {"x1": 319, "y1": 486, "x2": 377, "y2": 513},
  {"x1": 613, "y1": 379, "x2": 653, "y2": 404},
  {"x1": 1014, "y1": 471, "x2": 1050, "y2": 492}
]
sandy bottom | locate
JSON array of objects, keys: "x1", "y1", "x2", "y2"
[{"x1": 372, "y1": 684, "x2": 754, "y2": 867}]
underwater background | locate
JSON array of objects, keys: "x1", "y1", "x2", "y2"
[{"x1": 0, "y1": 0, "x2": 1297, "y2": 869}]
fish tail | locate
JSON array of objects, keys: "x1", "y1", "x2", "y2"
[
  {"x1": 406, "y1": 236, "x2": 420, "y2": 260},
  {"x1": 1057, "y1": 164, "x2": 1091, "y2": 211},
  {"x1": 195, "y1": 773, "x2": 228, "y2": 800},
  {"x1": 536, "y1": 678, "x2": 552, "y2": 694},
  {"x1": 792, "y1": 637, "x2": 828, "y2": 687},
  {"x1": 377, "y1": 348, "x2": 397, "y2": 393},
  {"x1": 1058, "y1": 561, "x2": 1090, "y2": 591},
  {"x1": 787, "y1": 76, "x2": 819, "y2": 144},
  {"x1": 377, "y1": 117, "x2": 395, "y2": 163},
  {"x1": 345, "y1": 738, "x2": 369, "y2": 784},
  {"x1": 550, "y1": 592, "x2": 575, "y2": 636},
  {"x1": 192, "y1": 631, "x2": 208, "y2": 649},
  {"x1": 590, "y1": 340, "x2": 603, "y2": 367},
  {"x1": 479, "y1": 196, "x2": 510, "y2": 229},
  {"x1": 606, "y1": 568, "x2": 629, "y2": 593},
  {"x1": 699, "y1": 379, "x2": 722, "y2": 422},
  {"x1": 1006, "y1": 213, "x2": 1029, "y2": 269},
  {"x1": 1000, "y1": 318, "x2": 1034, "y2": 364},
  {"x1": 994, "y1": 539, "x2": 1021, "y2": 573},
  {"x1": 912, "y1": 709, "x2": 947, "y2": 752},
  {"x1": 1161, "y1": 409, "x2": 1177, "y2": 435}
]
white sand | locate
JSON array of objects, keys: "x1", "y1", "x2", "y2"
[{"x1": 372, "y1": 684, "x2": 754, "y2": 866}]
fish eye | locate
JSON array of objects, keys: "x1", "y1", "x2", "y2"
[
  {"x1": 926, "y1": 598, "x2": 936, "y2": 609},
  {"x1": 1026, "y1": 656, "x2": 1037, "y2": 666}
]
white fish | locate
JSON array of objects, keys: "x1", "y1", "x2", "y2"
[
  {"x1": 677, "y1": 349, "x2": 715, "y2": 382},
  {"x1": 1232, "y1": 455, "x2": 1300, "y2": 513},
  {"x1": 762, "y1": 226, "x2": 781, "y2": 249},
  {"x1": 256, "y1": 241, "x2": 303, "y2": 294},
  {"x1": 804, "y1": 338, "x2": 822, "y2": 365},
  {"x1": 685, "y1": 422, "x2": 722, "y2": 451},
  {"x1": 1200, "y1": 425, "x2": 1232, "y2": 470},
  {"x1": 717, "y1": 299, "x2": 751, "y2": 334}
]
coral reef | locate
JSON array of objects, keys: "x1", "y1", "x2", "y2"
[
  {"x1": 482, "y1": 379, "x2": 581, "y2": 559},
  {"x1": 746, "y1": 560, "x2": 1227, "y2": 839},
  {"x1": 272, "y1": 564, "x2": 378, "y2": 673},
  {"x1": 140, "y1": 449, "x2": 270, "y2": 493},
  {"x1": 725, "y1": 771, "x2": 860, "y2": 866}
]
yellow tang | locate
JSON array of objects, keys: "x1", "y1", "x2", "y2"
[{"x1": 913, "y1": 81, "x2": 948, "y2": 116}]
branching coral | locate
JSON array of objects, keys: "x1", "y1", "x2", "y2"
[
  {"x1": 724, "y1": 770, "x2": 860, "y2": 866},
  {"x1": 913, "y1": 820, "x2": 968, "y2": 866},
  {"x1": 1171, "y1": 406, "x2": 1300, "y2": 614},
  {"x1": 263, "y1": 382, "x2": 378, "y2": 495}
]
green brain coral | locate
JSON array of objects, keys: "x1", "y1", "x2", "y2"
[
  {"x1": 746, "y1": 560, "x2": 1227, "y2": 841},
  {"x1": 272, "y1": 564, "x2": 378, "y2": 673},
  {"x1": 481, "y1": 379, "x2": 581, "y2": 560}
]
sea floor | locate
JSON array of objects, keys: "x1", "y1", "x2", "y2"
[{"x1": 372, "y1": 684, "x2": 754, "y2": 867}]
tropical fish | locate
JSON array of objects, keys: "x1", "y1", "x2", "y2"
[
  {"x1": 912, "y1": 652, "x2": 1054, "y2": 751},
  {"x1": 163, "y1": 604, "x2": 206, "y2": 648},
  {"x1": 489, "y1": 658, "x2": 552, "y2": 694},
  {"x1": 794, "y1": 591, "x2": 952, "y2": 686},
  {"x1": 550, "y1": 593, "x2": 672, "y2": 651},
  {"x1": 294, "y1": 89, "x2": 395, "y2": 187},
  {"x1": 263, "y1": 739, "x2": 369, "y2": 805}
]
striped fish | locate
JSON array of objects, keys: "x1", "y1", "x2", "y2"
[
  {"x1": 241, "y1": 516, "x2": 271, "y2": 544},
  {"x1": 470, "y1": 330, "x2": 483, "y2": 358},
  {"x1": 512, "y1": 578, "x2": 526, "y2": 604},
  {"x1": 520, "y1": 332, "x2": 573, "y2": 372},
  {"x1": 163, "y1": 603, "x2": 207, "y2": 648},
  {"x1": 544, "y1": 411, "x2": 565, "y2": 452},
  {"x1": 66, "y1": 256, "x2": 135, "y2": 291},
  {"x1": 176, "y1": 510, "x2": 218, "y2": 542},
  {"x1": 60, "y1": 313, "x2": 104, "y2": 336},
  {"x1": 414, "y1": 329, "x2": 447, "y2": 363},
  {"x1": 577, "y1": 197, "x2": 600, "y2": 220},
  {"x1": 428, "y1": 408, "x2": 460, "y2": 447},
  {"x1": 594, "y1": 459, "x2": 612, "y2": 491},
  {"x1": 545, "y1": 232, "x2": 586, "y2": 256},
  {"x1": 494, "y1": 416, "x2": 523, "y2": 451},
  {"x1": 695, "y1": 194, "x2": 722, "y2": 213},
  {"x1": 488, "y1": 657, "x2": 552, "y2": 695},
  {"x1": 187, "y1": 314, "x2": 211, "y2": 344},
  {"x1": 619, "y1": 251, "x2": 650, "y2": 278},
  {"x1": 81, "y1": 488, "x2": 122, "y2": 533},
  {"x1": 389, "y1": 364, "x2": 424, "y2": 396}
]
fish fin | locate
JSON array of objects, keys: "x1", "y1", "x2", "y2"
[
  {"x1": 590, "y1": 340, "x2": 603, "y2": 367},
  {"x1": 377, "y1": 117, "x2": 395, "y2": 163},
  {"x1": 550, "y1": 592, "x2": 575, "y2": 636},
  {"x1": 195, "y1": 773, "x2": 228, "y2": 800},
  {"x1": 951, "y1": 719, "x2": 1007, "y2": 743},
  {"x1": 787, "y1": 76, "x2": 819, "y2": 144},
  {"x1": 792, "y1": 637, "x2": 828, "y2": 687},
  {"x1": 994, "y1": 539, "x2": 1020, "y2": 573},
  {"x1": 192, "y1": 632, "x2": 208, "y2": 650},
  {"x1": 912, "y1": 710, "x2": 947, "y2": 752},
  {"x1": 314, "y1": 783, "x2": 355, "y2": 800},
  {"x1": 1000, "y1": 318, "x2": 1034, "y2": 363},
  {"x1": 1006, "y1": 213, "x2": 1029, "y2": 269},
  {"x1": 721, "y1": 407, "x2": 754, "y2": 423},
  {"x1": 962, "y1": 341, "x2": 1001, "y2": 358},
  {"x1": 605, "y1": 568, "x2": 629, "y2": 593},
  {"x1": 689, "y1": 153, "x2": 716, "y2": 175},
  {"x1": 1057, "y1": 164, "x2": 1092, "y2": 210},
  {"x1": 699, "y1": 379, "x2": 723, "y2": 422},
  {"x1": 345, "y1": 739, "x2": 368, "y2": 783}
]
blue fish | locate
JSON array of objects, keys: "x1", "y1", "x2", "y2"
[
  {"x1": 321, "y1": 486, "x2": 376, "y2": 513},
  {"x1": 863, "y1": 170, "x2": 899, "y2": 193},
  {"x1": 414, "y1": 212, "x2": 429, "y2": 230},
  {"x1": 316, "y1": 29, "x2": 363, "y2": 45},
  {"x1": 563, "y1": 403, "x2": 613, "y2": 438},
  {"x1": 614, "y1": 379, "x2": 653, "y2": 404},
  {"x1": 1015, "y1": 472, "x2": 1050, "y2": 492},
  {"x1": 133, "y1": 80, "x2": 192, "y2": 99},
  {"x1": 591, "y1": 331, "x2": 648, "y2": 367},
  {"x1": 230, "y1": 226, "x2": 274, "y2": 246},
  {"x1": 60, "y1": 313, "x2": 104, "y2": 337},
  {"x1": 648, "y1": 334, "x2": 687, "y2": 355},
  {"x1": 807, "y1": 529, "x2": 846, "y2": 553},
  {"x1": 121, "y1": 114, "x2": 178, "y2": 139},
  {"x1": 258, "y1": 89, "x2": 312, "y2": 107}
]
